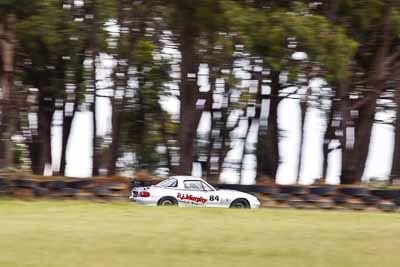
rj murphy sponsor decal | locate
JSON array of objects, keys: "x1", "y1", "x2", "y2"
[{"x1": 177, "y1": 193, "x2": 207, "y2": 203}]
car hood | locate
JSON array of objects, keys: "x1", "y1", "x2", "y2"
[{"x1": 216, "y1": 189, "x2": 257, "y2": 199}]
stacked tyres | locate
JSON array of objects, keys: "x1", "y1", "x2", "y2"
[
  {"x1": 338, "y1": 187, "x2": 369, "y2": 210},
  {"x1": 95, "y1": 180, "x2": 129, "y2": 200},
  {"x1": 66, "y1": 179, "x2": 94, "y2": 190},
  {"x1": 370, "y1": 189, "x2": 399, "y2": 199},
  {"x1": 0, "y1": 177, "x2": 12, "y2": 197},
  {"x1": 39, "y1": 180, "x2": 67, "y2": 198},
  {"x1": 362, "y1": 195, "x2": 380, "y2": 206},
  {"x1": 61, "y1": 188, "x2": 80, "y2": 198},
  {"x1": 13, "y1": 179, "x2": 35, "y2": 189},
  {"x1": 256, "y1": 185, "x2": 279, "y2": 195},
  {"x1": 40, "y1": 180, "x2": 66, "y2": 189},
  {"x1": 2, "y1": 176, "x2": 400, "y2": 211},
  {"x1": 33, "y1": 187, "x2": 49, "y2": 197},
  {"x1": 90, "y1": 188, "x2": 112, "y2": 198},
  {"x1": 333, "y1": 194, "x2": 348, "y2": 207},
  {"x1": 252, "y1": 186, "x2": 279, "y2": 208},
  {"x1": 338, "y1": 187, "x2": 369, "y2": 197},
  {"x1": 280, "y1": 185, "x2": 307, "y2": 195},
  {"x1": 309, "y1": 186, "x2": 336, "y2": 196},
  {"x1": 271, "y1": 193, "x2": 290, "y2": 202},
  {"x1": 279, "y1": 186, "x2": 307, "y2": 209},
  {"x1": 12, "y1": 179, "x2": 36, "y2": 198},
  {"x1": 309, "y1": 186, "x2": 336, "y2": 209},
  {"x1": 370, "y1": 189, "x2": 400, "y2": 212}
]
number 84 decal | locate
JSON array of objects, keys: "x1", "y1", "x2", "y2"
[{"x1": 209, "y1": 195, "x2": 219, "y2": 201}]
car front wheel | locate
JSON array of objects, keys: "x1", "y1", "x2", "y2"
[
  {"x1": 157, "y1": 197, "x2": 178, "y2": 206},
  {"x1": 230, "y1": 198, "x2": 250, "y2": 209}
]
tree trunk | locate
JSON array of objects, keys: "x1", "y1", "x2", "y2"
[
  {"x1": 297, "y1": 91, "x2": 309, "y2": 183},
  {"x1": 160, "y1": 113, "x2": 172, "y2": 172},
  {"x1": 0, "y1": 14, "x2": 17, "y2": 168},
  {"x1": 88, "y1": 0, "x2": 100, "y2": 176},
  {"x1": 59, "y1": 107, "x2": 75, "y2": 176},
  {"x1": 177, "y1": 13, "x2": 199, "y2": 175},
  {"x1": 239, "y1": 117, "x2": 253, "y2": 184},
  {"x1": 204, "y1": 74, "x2": 216, "y2": 179},
  {"x1": 91, "y1": 61, "x2": 100, "y2": 176},
  {"x1": 390, "y1": 87, "x2": 400, "y2": 183},
  {"x1": 322, "y1": 98, "x2": 337, "y2": 180},
  {"x1": 217, "y1": 77, "x2": 232, "y2": 175},
  {"x1": 340, "y1": 0, "x2": 394, "y2": 184},
  {"x1": 30, "y1": 96, "x2": 54, "y2": 175},
  {"x1": 256, "y1": 70, "x2": 280, "y2": 181},
  {"x1": 107, "y1": 97, "x2": 122, "y2": 175},
  {"x1": 341, "y1": 95, "x2": 377, "y2": 184}
]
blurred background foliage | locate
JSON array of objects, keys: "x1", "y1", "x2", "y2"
[{"x1": 1, "y1": 0, "x2": 400, "y2": 185}]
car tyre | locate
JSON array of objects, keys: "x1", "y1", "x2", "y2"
[
  {"x1": 230, "y1": 198, "x2": 250, "y2": 209},
  {"x1": 157, "y1": 197, "x2": 178, "y2": 206}
]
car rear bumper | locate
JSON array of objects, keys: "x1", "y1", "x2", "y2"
[{"x1": 130, "y1": 197, "x2": 157, "y2": 206}]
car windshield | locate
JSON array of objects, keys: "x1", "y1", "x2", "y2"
[
  {"x1": 201, "y1": 182, "x2": 215, "y2": 191},
  {"x1": 156, "y1": 178, "x2": 178, "y2": 188}
]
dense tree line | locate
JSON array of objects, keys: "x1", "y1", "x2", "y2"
[{"x1": 1, "y1": 0, "x2": 400, "y2": 184}]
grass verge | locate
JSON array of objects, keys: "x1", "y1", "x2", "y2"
[{"x1": 0, "y1": 200, "x2": 399, "y2": 267}]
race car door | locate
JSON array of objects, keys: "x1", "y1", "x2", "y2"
[
  {"x1": 177, "y1": 180, "x2": 209, "y2": 207},
  {"x1": 178, "y1": 180, "x2": 221, "y2": 207},
  {"x1": 200, "y1": 181, "x2": 221, "y2": 208}
]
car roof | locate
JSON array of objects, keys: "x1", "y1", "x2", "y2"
[{"x1": 169, "y1": 176, "x2": 204, "y2": 181}]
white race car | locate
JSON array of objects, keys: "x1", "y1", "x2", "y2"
[{"x1": 130, "y1": 176, "x2": 260, "y2": 209}]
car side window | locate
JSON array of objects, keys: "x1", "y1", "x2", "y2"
[
  {"x1": 158, "y1": 178, "x2": 178, "y2": 188},
  {"x1": 183, "y1": 180, "x2": 204, "y2": 191}
]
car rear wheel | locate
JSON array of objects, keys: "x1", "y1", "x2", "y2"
[
  {"x1": 230, "y1": 198, "x2": 250, "y2": 209},
  {"x1": 157, "y1": 197, "x2": 178, "y2": 206}
]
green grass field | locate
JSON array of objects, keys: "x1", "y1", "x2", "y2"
[{"x1": 0, "y1": 200, "x2": 400, "y2": 267}]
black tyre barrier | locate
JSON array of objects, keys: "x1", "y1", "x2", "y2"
[
  {"x1": 279, "y1": 185, "x2": 307, "y2": 195},
  {"x1": 362, "y1": 195, "x2": 380, "y2": 206},
  {"x1": 97, "y1": 181, "x2": 127, "y2": 190},
  {"x1": 316, "y1": 201, "x2": 335, "y2": 209},
  {"x1": 3, "y1": 176, "x2": 400, "y2": 212},
  {"x1": 33, "y1": 187, "x2": 49, "y2": 197},
  {"x1": 303, "y1": 194, "x2": 321, "y2": 202},
  {"x1": 334, "y1": 195, "x2": 347, "y2": 205},
  {"x1": 288, "y1": 200, "x2": 307, "y2": 208},
  {"x1": 271, "y1": 193, "x2": 290, "y2": 202},
  {"x1": 255, "y1": 186, "x2": 279, "y2": 195},
  {"x1": 338, "y1": 187, "x2": 369, "y2": 197},
  {"x1": 90, "y1": 188, "x2": 112, "y2": 197},
  {"x1": 0, "y1": 178, "x2": 11, "y2": 189},
  {"x1": 39, "y1": 180, "x2": 66, "y2": 190},
  {"x1": 67, "y1": 179, "x2": 94, "y2": 189},
  {"x1": 61, "y1": 188, "x2": 80, "y2": 197},
  {"x1": 377, "y1": 202, "x2": 397, "y2": 212},
  {"x1": 346, "y1": 202, "x2": 366, "y2": 210},
  {"x1": 309, "y1": 186, "x2": 337, "y2": 196},
  {"x1": 13, "y1": 179, "x2": 36, "y2": 188},
  {"x1": 393, "y1": 197, "x2": 400, "y2": 206},
  {"x1": 74, "y1": 192, "x2": 96, "y2": 200},
  {"x1": 370, "y1": 189, "x2": 400, "y2": 200},
  {"x1": 0, "y1": 178, "x2": 12, "y2": 196}
]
